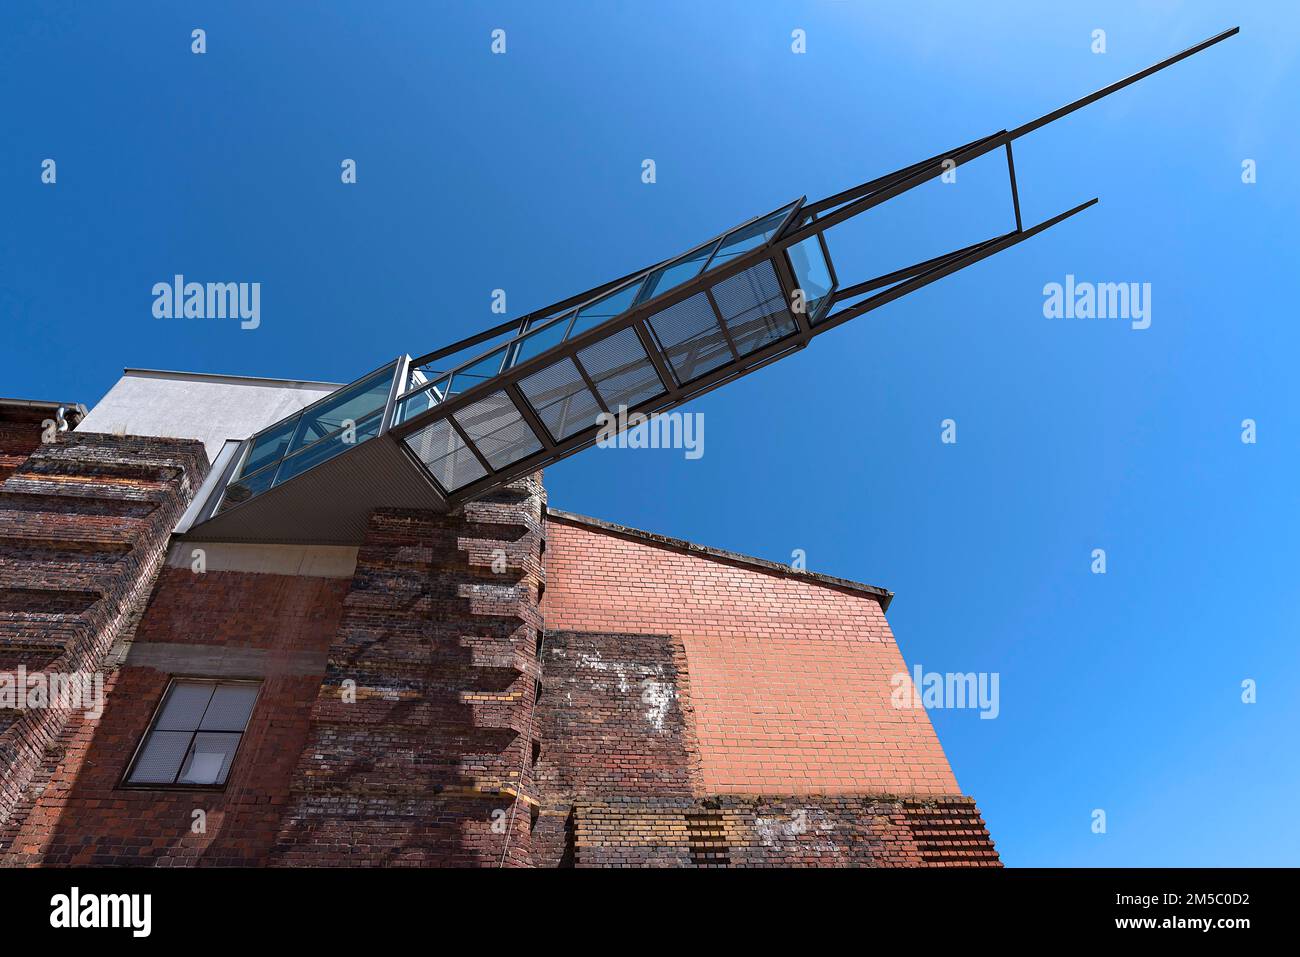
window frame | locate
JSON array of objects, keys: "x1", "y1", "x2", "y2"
[{"x1": 119, "y1": 677, "x2": 262, "y2": 792}]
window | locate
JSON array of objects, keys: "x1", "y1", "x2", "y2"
[
  {"x1": 124, "y1": 679, "x2": 260, "y2": 788},
  {"x1": 284, "y1": 365, "x2": 395, "y2": 455},
  {"x1": 569, "y1": 279, "x2": 643, "y2": 339},
  {"x1": 633, "y1": 242, "x2": 717, "y2": 307},
  {"x1": 444, "y1": 347, "x2": 507, "y2": 399},
  {"x1": 704, "y1": 205, "x2": 795, "y2": 272},
  {"x1": 217, "y1": 361, "x2": 398, "y2": 513},
  {"x1": 787, "y1": 234, "x2": 836, "y2": 321},
  {"x1": 506, "y1": 314, "x2": 570, "y2": 368}
]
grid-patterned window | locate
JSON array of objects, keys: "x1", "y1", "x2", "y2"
[{"x1": 124, "y1": 679, "x2": 260, "y2": 788}]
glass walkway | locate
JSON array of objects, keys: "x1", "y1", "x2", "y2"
[{"x1": 186, "y1": 27, "x2": 1236, "y2": 542}]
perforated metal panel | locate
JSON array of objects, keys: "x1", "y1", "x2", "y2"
[
  {"x1": 576, "y1": 328, "x2": 665, "y2": 411},
  {"x1": 452, "y1": 390, "x2": 543, "y2": 470},
  {"x1": 518, "y1": 356, "x2": 603, "y2": 441},
  {"x1": 404, "y1": 417, "x2": 487, "y2": 491},
  {"x1": 155, "y1": 682, "x2": 215, "y2": 731},
  {"x1": 710, "y1": 259, "x2": 798, "y2": 356},
  {"x1": 128, "y1": 730, "x2": 192, "y2": 784},
  {"x1": 646, "y1": 291, "x2": 735, "y2": 385},
  {"x1": 200, "y1": 684, "x2": 259, "y2": 732}
]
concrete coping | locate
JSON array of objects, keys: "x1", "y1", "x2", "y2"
[{"x1": 121, "y1": 368, "x2": 346, "y2": 390}]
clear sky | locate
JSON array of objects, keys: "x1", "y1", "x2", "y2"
[{"x1": 2, "y1": 2, "x2": 1295, "y2": 866}]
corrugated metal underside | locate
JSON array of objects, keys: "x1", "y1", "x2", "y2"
[{"x1": 185, "y1": 436, "x2": 448, "y2": 545}]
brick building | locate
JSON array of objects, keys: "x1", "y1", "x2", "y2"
[
  {"x1": 0, "y1": 370, "x2": 997, "y2": 867},
  {"x1": 0, "y1": 22, "x2": 1244, "y2": 872}
]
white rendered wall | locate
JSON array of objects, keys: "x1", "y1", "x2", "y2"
[{"x1": 77, "y1": 369, "x2": 343, "y2": 461}]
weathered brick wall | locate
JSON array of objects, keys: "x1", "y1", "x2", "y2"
[
  {"x1": 0, "y1": 434, "x2": 207, "y2": 840},
  {"x1": 531, "y1": 630, "x2": 701, "y2": 866},
  {"x1": 271, "y1": 477, "x2": 546, "y2": 867},
  {"x1": 542, "y1": 514, "x2": 959, "y2": 796},
  {"x1": 575, "y1": 798, "x2": 695, "y2": 867},
  {"x1": 2, "y1": 558, "x2": 349, "y2": 866},
  {"x1": 900, "y1": 797, "x2": 1002, "y2": 867},
  {"x1": 134, "y1": 561, "x2": 351, "y2": 652},
  {"x1": 575, "y1": 796, "x2": 999, "y2": 868}
]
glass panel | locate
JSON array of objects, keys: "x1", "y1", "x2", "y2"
[
  {"x1": 128, "y1": 730, "x2": 192, "y2": 784},
  {"x1": 155, "y1": 681, "x2": 215, "y2": 731},
  {"x1": 200, "y1": 684, "x2": 259, "y2": 732},
  {"x1": 524, "y1": 311, "x2": 565, "y2": 333},
  {"x1": 394, "y1": 377, "x2": 448, "y2": 425},
  {"x1": 788, "y1": 235, "x2": 835, "y2": 320},
  {"x1": 177, "y1": 732, "x2": 242, "y2": 786},
  {"x1": 273, "y1": 409, "x2": 383, "y2": 486},
  {"x1": 445, "y1": 347, "x2": 507, "y2": 398},
  {"x1": 238, "y1": 414, "x2": 299, "y2": 479},
  {"x1": 635, "y1": 243, "x2": 718, "y2": 306},
  {"x1": 507, "y1": 315, "x2": 570, "y2": 369},
  {"x1": 406, "y1": 366, "x2": 430, "y2": 392},
  {"x1": 218, "y1": 460, "x2": 278, "y2": 512},
  {"x1": 706, "y1": 207, "x2": 792, "y2": 271},
  {"x1": 287, "y1": 365, "x2": 395, "y2": 455},
  {"x1": 568, "y1": 281, "x2": 644, "y2": 339}
]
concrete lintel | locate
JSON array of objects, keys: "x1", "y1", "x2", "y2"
[
  {"x1": 121, "y1": 642, "x2": 327, "y2": 678},
  {"x1": 167, "y1": 540, "x2": 358, "y2": 578}
]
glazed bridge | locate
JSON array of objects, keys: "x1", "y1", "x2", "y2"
[{"x1": 184, "y1": 28, "x2": 1237, "y2": 544}]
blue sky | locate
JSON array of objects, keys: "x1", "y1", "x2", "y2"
[{"x1": 2, "y1": 2, "x2": 1296, "y2": 866}]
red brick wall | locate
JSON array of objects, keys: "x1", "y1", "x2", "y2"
[
  {"x1": 136, "y1": 565, "x2": 350, "y2": 652},
  {"x1": 4, "y1": 671, "x2": 324, "y2": 866},
  {"x1": 2, "y1": 568, "x2": 349, "y2": 866},
  {"x1": 574, "y1": 796, "x2": 999, "y2": 868},
  {"x1": 542, "y1": 515, "x2": 960, "y2": 797}
]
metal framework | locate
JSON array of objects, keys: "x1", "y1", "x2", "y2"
[{"x1": 190, "y1": 27, "x2": 1238, "y2": 541}]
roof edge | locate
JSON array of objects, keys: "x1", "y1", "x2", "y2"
[
  {"x1": 0, "y1": 398, "x2": 88, "y2": 413},
  {"x1": 121, "y1": 368, "x2": 347, "y2": 389},
  {"x1": 545, "y1": 507, "x2": 894, "y2": 611},
  {"x1": 0, "y1": 398, "x2": 90, "y2": 427}
]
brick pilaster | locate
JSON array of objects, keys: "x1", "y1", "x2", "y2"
[
  {"x1": 0, "y1": 433, "x2": 207, "y2": 845},
  {"x1": 270, "y1": 476, "x2": 546, "y2": 867}
]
